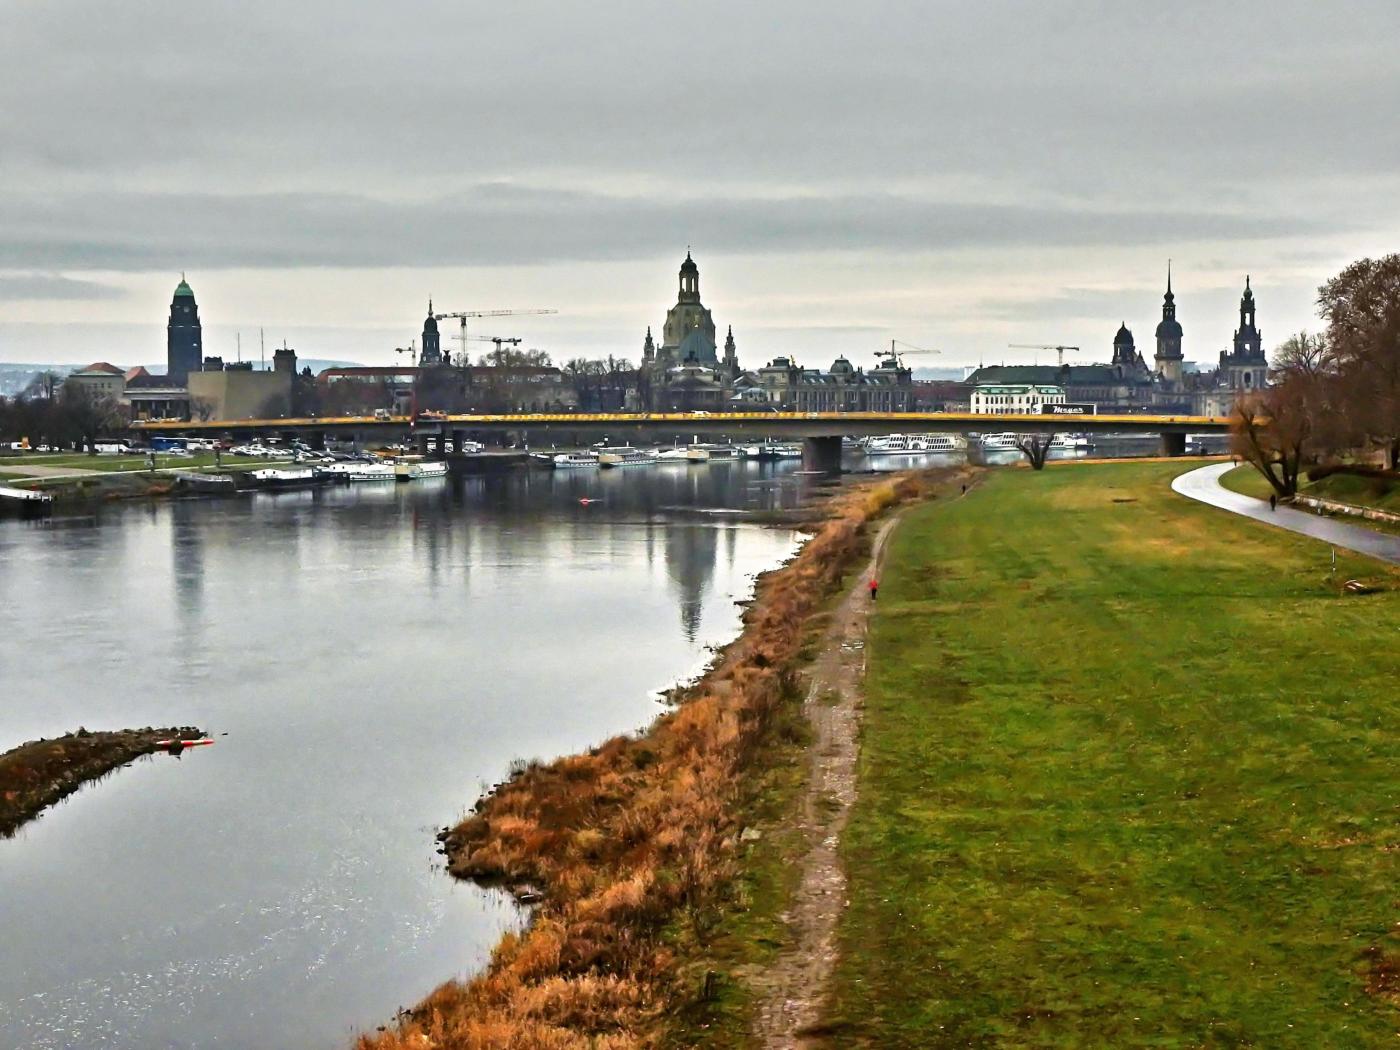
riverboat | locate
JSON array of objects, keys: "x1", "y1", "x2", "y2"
[
  {"x1": 394, "y1": 460, "x2": 448, "y2": 480},
  {"x1": 655, "y1": 446, "x2": 694, "y2": 463},
  {"x1": 980, "y1": 433, "x2": 1023, "y2": 451},
  {"x1": 741, "y1": 443, "x2": 803, "y2": 460},
  {"x1": 1049, "y1": 433, "x2": 1095, "y2": 451},
  {"x1": 346, "y1": 463, "x2": 398, "y2": 482},
  {"x1": 172, "y1": 471, "x2": 238, "y2": 495},
  {"x1": 686, "y1": 443, "x2": 737, "y2": 462},
  {"x1": 552, "y1": 451, "x2": 599, "y2": 469},
  {"x1": 597, "y1": 447, "x2": 657, "y2": 468},
  {"x1": 250, "y1": 467, "x2": 322, "y2": 490},
  {"x1": 864, "y1": 433, "x2": 959, "y2": 456}
]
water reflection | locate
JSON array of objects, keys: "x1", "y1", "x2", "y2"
[{"x1": 0, "y1": 465, "x2": 803, "y2": 1050}]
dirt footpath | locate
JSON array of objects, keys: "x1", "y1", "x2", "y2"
[{"x1": 750, "y1": 512, "x2": 902, "y2": 1048}]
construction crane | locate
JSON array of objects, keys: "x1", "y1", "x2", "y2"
[
  {"x1": 877, "y1": 339, "x2": 941, "y2": 369},
  {"x1": 1009, "y1": 343, "x2": 1080, "y2": 366},
  {"x1": 433, "y1": 309, "x2": 557, "y2": 364}
]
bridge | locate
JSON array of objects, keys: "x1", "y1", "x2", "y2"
[{"x1": 132, "y1": 411, "x2": 1232, "y2": 471}]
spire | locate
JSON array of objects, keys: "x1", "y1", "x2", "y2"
[
  {"x1": 1166, "y1": 259, "x2": 1173, "y2": 298},
  {"x1": 427, "y1": 298, "x2": 433, "y2": 315}
]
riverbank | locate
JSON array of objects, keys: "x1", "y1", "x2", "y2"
[
  {"x1": 1, "y1": 727, "x2": 207, "y2": 837},
  {"x1": 826, "y1": 461, "x2": 1400, "y2": 1046},
  {"x1": 357, "y1": 467, "x2": 972, "y2": 1049}
]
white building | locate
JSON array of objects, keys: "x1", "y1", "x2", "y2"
[{"x1": 971, "y1": 382, "x2": 1066, "y2": 414}]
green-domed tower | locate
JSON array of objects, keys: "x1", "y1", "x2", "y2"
[{"x1": 167, "y1": 276, "x2": 203, "y2": 383}]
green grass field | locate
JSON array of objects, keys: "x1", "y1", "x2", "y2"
[{"x1": 830, "y1": 462, "x2": 1400, "y2": 1048}]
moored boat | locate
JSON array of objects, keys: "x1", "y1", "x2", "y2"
[
  {"x1": 173, "y1": 471, "x2": 238, "y2": 495},
  {"x1": 394, "y1": 460, "x2": 448, "y2": 480},
  {"x1": 552, "y1": 451, "x2": 599, "y2": 469},
  {"x1": 250, "y1": 467, "x2": 322, "y2": 490},
  {"x1": 597, "y1": 446, "x2": 657, "y2": 468},
  {"x1": 979, "y1": 433, "x2": 1022, "y2": 451}
]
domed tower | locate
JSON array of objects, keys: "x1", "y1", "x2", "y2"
[
  {"x1": 1154, "y1": 263, "x2": 1184, "y2": 386},
  {"x1": 678, "y1": 250, "x2": 700, "y2": 303},
  {"x1": 420, "y1": 300, "x2": 442, "y2": 366},
  {"x1": 166, "y1": 275, "x2": 203, "y2": 383},
  {"x1": 1112, "y1": 322, "x2": 1136, "y2": 370},
  {"x1": 660, "y1": 249, "x2": 717, "y2": 366}
]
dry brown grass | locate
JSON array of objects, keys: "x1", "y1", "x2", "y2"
[{"x1": 356, "y1": 468, "x2": 965, "y2": 1050}]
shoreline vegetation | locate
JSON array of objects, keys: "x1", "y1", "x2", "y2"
[
  {"x1": 358, "y1": 467, "x2": 970, "y2": 1050},
  {"x1": 0, "y1": 726, "x2": 206, "y2": 837}
]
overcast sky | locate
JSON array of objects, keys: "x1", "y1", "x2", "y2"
[{"x1": 2, "y1": 0, "x2": 1397, "y2": 370}]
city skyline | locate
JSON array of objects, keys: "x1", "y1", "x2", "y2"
[{"x1": 3, "y1": 2, "x2": 1398, "y2": 367}]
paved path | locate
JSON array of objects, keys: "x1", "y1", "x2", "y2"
[{"x1": 1172, "y1": 462, "x2": 1400, "y2": 566}]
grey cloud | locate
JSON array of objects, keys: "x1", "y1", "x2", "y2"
[
  {"x1": 0, "y1": 273, "x2": 126, "y2": 301},
  {"x1": 0, "y1": 185, "x2": 1327, "y2": 272}
]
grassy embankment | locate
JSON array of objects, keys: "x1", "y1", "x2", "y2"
[
  {"x1": 826, "y1": 461, "x2": 1400, "y2": 1047},
  {"x1": 1, "y1": 727, "x2": 206, "y2": 837},
  {"x1": 1220, "y1": 462, "x2": 1400, "y2": 511},
  {"x1": 1221, "y1": 463, "x2": 1400, "y2": 534},
  {"x1": 358, "y1": 468, "x2": 969, "y2": 1050}
]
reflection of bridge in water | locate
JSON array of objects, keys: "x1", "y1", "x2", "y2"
[{"x1": 133, "y1": 411, "x2": 1232, "y2": 471}]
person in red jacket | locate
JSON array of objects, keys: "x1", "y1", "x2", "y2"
[{"x1": 868, "y1": 577, "x2": 879, "y2": 601}]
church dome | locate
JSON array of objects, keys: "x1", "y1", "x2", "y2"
[
  {"x1": 679, "y1": 250, "x2": 698, "y2": 274},
  {"x1": 1114, "y1": 322, "x2": 1133, "y2": 345},
  {"x1": 424, "y1": 301, "x2": 438, "y2": 332},
  {"x1": 1155, "y1": 316, "x2": 1182, "y2": 338}
]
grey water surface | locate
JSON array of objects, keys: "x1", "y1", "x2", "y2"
[{"x1": 0, "y1": 462, "x2": 812, "y2": 1050}]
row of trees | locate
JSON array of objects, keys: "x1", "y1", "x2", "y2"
[
  {"x1": 0, "y1": 386, "x2": 126, "y2": 450},
  {"x1": 1234, "y1": 254, "x2": 1400, "y2": 495}
]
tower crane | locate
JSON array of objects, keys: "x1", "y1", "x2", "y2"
[
  {"x1": 433, "y1": 308, "x2": 557, "y2": 364},
  {"x1": 1008, "y1": 343, "x2": 1080, "y2": 366},
  {"x1": 877, "y1": 339, "x2": 941, "y2": 368}
]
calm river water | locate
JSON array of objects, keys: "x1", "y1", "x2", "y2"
[{"x1": 0, "y1": 462, "x2": 825, "y2": 1049}]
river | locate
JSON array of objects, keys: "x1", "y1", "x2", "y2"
[{"x1": 0, "y1": 462, "x2": 819, "y2": 1049}]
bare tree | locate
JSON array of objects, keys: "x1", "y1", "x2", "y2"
[
  {"x1": 1317, "y1": 255, "x2": 1400, "y2": 468},
  {"x1": 1231, "y1": 378, "x2": 1322, "y2": 497},
  {"x1": 1013, "y1": 432, "x2": 1055, "y2": 470},
  {"x1": 189, "y1": 396, "x2": 217, "y2": 421}
]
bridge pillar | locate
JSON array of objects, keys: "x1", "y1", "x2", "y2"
[
  {"x1": 451, "y1": 429, "x2": 465, "y2": 453},
  {"x1": 802, "y1": 435, "x2": 843, "y2": 473},
  {"x1": 434, "y1": 432, "x2": 446, "y2": 456},
  {"x1": 415, "y1": 433, "x2": 429, "y2": 455},
  {"x1": 1160, "y1": 432, "x2": 1187, "y2": 457}
]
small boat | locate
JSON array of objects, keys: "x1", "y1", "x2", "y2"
[
  {"x1": 394, "y1": 460, "x2": 449, "y2": 480},
  {"x1": 552, "y1": 451, "x2": 599, "y2": 469},
  {"x1": 597, "y1": 446, "x2": 657, "y2": 468},
  {"x1": 250, "y1": 467, "x2": 321, "y2": 490},
  {"x1": 655, "y1": 447, "x2": 695, "y2": 463}
]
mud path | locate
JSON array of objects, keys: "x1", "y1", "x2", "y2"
[{"x1": 750, "y1": 512, "x2": 902, "y2": 1048}]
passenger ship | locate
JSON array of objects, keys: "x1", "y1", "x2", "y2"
[
  {"x1": 864, "y1": 433, "x2": 966, "y2": 456},
  {"x1": 552, "y1": 451, "x2": 599, "y2": 469},
  {"x1": 597, "y1": 446, "x2": 657, "y2": 468}
]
